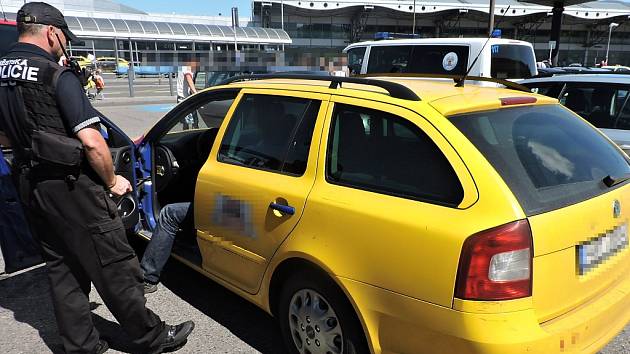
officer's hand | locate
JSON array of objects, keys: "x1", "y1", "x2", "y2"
[{"x1": 109, "y1": 175, "x2": 132, "y2": 197}]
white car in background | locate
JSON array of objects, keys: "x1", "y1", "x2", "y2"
[
  {"x1": 521, "y1": 74, "x2": 630, "y2": 155},
  {"x1": 344, "y1": 37, "x2": 538, "y2": 80},
  {"x1": 602, "y1": 65, "x2": 630, "y2": 73}
]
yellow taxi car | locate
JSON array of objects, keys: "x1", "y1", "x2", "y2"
[
  {"x1": 102, "y1": 74, "x2": 629, "y2": 354},
  {"x1": 69, "y1": 55, "x2": 92, "y2": 68},
  {"x1": 96, "y1": 56, "x2": 129, "y2": 71}
]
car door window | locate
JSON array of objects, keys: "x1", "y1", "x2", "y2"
[
  {"x1": 165, "y1": 95, "x2": 236, "y2": 134},
  {"x1": 218, "y1": 94, "x2": 321, "y2": 176},
  {"x1": 560, "y1": 85, "x2": 630, "y2": 129},
  {"x1": 560, "y1": 87, "x2": 592, "y2": 117},
  {"x1": 326, "y1": 104, "x2": 464, "y2": 206},
  {"x1": 194, "y1": 71, "x2": 206, "y2": 90},
  {"x1": 613, "y1": 89, "x2": 630, "y2": 129},
  {"x1": 367, "y1": 45, "x2": 411, "y2": 74},
  {"x1": 528, "y1": 83, "x2": 563, "y2": 98}
]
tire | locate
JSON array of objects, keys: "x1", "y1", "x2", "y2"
[{"x1": 278, "y1": 271, "x2": 370, "y2": 354}]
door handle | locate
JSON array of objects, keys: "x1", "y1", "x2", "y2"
[{"x1": 269, "y1": 202, "x2": 295, "y2": 215}]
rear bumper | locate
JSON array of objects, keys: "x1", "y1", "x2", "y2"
[{"x1": 338, "y1": 273, "x2": 630, "y2": 354}]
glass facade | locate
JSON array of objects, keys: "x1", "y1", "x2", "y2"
[{"x1": 255, "y1": 2, "x2": 630, "y2": 66}]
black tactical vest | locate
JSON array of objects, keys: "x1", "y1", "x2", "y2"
[{"x1": 0, "y1": 53, "x2": 73, "y2": 164}]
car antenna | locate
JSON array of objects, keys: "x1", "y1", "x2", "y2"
[{"x1": 455, "y1": 5, "x2": 511, "y2": 87}]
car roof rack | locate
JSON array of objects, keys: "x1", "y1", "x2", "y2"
[
  {"x1": 219, "y1": 73, "x2": 422, "y2": 101},
  {"x1": 356, "y1": 73, "x2": 531, "y2": 93}
]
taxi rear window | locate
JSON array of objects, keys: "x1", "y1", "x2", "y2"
[{"x1": 450, "y1": 105, "x2": 630, "y2": 215}]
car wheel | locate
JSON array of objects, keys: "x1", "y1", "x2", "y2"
[{"x1": 278, "y1": 272, "x2": 369, "y2": 354}]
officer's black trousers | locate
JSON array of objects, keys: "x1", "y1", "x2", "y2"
[{"x1": 22, "y1": 174, "x2": 165, "y2": 353}]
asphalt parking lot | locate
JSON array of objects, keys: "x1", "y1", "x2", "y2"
[
  {"x1": 0, "y1": 237, "x2": 286, "y2": 353},
  {"x1": 1, "y1": 80, "x2": 629, "y2": 353}
]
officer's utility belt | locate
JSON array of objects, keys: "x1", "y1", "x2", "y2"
[
  {"x1": 28, "y1": 163, "x2": 81, "y2": 184},
  {"x1": 27, "y1": 130, "x2": 84, "y2": 182}
]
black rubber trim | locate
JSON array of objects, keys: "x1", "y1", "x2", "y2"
[
  {"x1": 356, "y1": 73, "x2": 532, "y2": 93},
  {"x1": 218, "y1": 73, "x2": 422, "y2": 101}
]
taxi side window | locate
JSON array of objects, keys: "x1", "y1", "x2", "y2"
[
  {"x1": 165, "y1": 97, "x2": 236, "y2": 135},
  {"x1": 326, "y1": 104, "x2": 464, "y2": 206},
  {"x1": 218, "y1": 94, "x2": 320, "y2": 176}
]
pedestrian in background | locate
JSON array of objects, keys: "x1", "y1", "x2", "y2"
[
  {"x1": 93, "y1": 68, "x2": 105, "y2": 100},
  {"x1": 84, "y1": 68, "x2": 96, "y2": 99},
  {"x1": 0, "y1": 3, "x2": 194, "y2": 353},
  {"x1": 176, "y1": 61, "x2": 198, "y2": 129}
]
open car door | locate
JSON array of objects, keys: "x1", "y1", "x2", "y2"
[
  {"x1": 98, "y1": 115, "x2": 141, "y2": 231},
  {"x1": 129, "y1": 89, "x2": 240, "y2": 268}
]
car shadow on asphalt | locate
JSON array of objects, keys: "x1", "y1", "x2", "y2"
[{"x1": 135, "y1": 237, "x2": 289, "y2": 354}]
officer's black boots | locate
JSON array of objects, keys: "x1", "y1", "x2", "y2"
[
  {"x1": 149, "y1": 320, "x2": 195, "y2": 354},
  {"x1": 94, "y1": 339, "x2": 108, "y2": 354}
]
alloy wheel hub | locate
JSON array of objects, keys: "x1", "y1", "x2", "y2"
[{"x1": 288, "y1": 289, "x2": 343, "y2": 354}]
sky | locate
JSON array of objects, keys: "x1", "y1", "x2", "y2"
[{"x1": 116, "y1": 0, "x2": 253, "y2": 18}]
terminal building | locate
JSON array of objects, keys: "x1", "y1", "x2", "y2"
[
  {"x1": 2, "y1": 0, "x2": 291, "y2": 70},
  {"x1": 4, "y1": 0, "x2": 630, "y2": 67},
  {"x1": 252, "y1": 0, "x2": 630, "y2": 66}
]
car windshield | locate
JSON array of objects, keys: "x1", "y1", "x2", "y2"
[
  {"x1": 490, "y1": 44, "x2": 536, "y2": 79},
  {"x1": 347, "y1": 47, "x2": 365, "y2": 75},
  {"x1": 450, "y1": 104, "x2": 630, "y2": 215}
]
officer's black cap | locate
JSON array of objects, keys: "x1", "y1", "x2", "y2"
[{"x1": 17, "y1": 2, "x2": 83, "y2": 45}]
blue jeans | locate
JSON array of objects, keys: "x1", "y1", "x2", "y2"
[{"x1": 140, "y1": 202, "x2": 192, "y2": 284}]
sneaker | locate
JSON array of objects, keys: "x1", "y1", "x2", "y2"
[
  {"x1": 95, "y1": 339, "x2": 109, "y2": 354},
  {"x1": 144, "y1": 282, "x2": 158, "y2": 294},
  {"x1": 149, "y1": 321, "x2": 195, "y2": 354}
]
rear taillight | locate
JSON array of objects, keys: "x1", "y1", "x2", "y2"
[{"x1": 455, "y1": 220, "x2": 533, "y2": 301}]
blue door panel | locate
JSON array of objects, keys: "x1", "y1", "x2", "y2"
[{"x1": 0, "y1": 150, "x2": 42, "y2": 273}]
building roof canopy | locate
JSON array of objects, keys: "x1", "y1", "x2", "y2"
[{"x1": 254, "y1": 0, "x2": 630, "y2": 20}]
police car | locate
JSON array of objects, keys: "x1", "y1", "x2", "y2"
[{"x1": 344, "y1": 36, "x2": 538, "y2": 80}]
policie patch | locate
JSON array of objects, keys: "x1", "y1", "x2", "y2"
[{"x1": 0, "y1": 58, "x2": 40, "y2": 84}]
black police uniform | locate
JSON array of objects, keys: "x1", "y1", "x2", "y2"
[{"x1": 0, "y1": 43, "x2": 166, "y2": 353}]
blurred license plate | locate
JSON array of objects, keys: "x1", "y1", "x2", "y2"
[{"x1": 577, "y1": 223, "x2": 628, "y2": 275}]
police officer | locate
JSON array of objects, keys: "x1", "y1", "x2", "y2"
[{"x1": 0, "y1": 3, "x2": 194, "y2": 353}]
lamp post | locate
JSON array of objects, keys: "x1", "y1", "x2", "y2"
[
  {"x1": 488, "y1": 0, "x2": 496, "y2": 36},
  {"x1": 281, "y1": 0, "x2": 284, "y2": 50},
  {"x1": 605, "y1": 22, "x2": 619, "y2": 65},
  {"x1": 412, "y1": 0, "x2": 416, "y2": 35}
]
